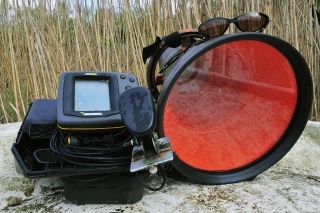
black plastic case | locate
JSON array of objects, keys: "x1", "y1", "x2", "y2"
[
  {"x1": 11, "y1": 99, "x2": 147, "y2": 204},
  {"x1": 20, "y1": 99, "x2": 57, "y2": 139},
  {"x1": 60, "y1": 172, "x2": 148, "y2": 204}
]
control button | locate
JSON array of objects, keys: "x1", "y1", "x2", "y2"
[
  {"x1": 129, "y1": 78, "x2": 135, "y2": 82},
  {"x1": 120, "y1": 75, "x2": 126, "y2": 79},
  {"x1": 125, "y1": 86, "x2": 132, "y2": 90}
]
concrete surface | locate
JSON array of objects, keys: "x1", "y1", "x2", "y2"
[{"x1": 0, "y1": 121, "x2": 320, "y2": 213}]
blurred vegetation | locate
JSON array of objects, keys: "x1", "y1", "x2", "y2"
[{"x1": 0, "y1": 0, "x2": 320, "y2": 123}]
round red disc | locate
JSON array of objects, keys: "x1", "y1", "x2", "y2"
[{"x1": 163, "y1": 40, "x2": 298, "y2": 171}]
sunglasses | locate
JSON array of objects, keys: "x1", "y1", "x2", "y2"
[{"x1": 198, "y1": 12, "x2": 269, "y2": 38}]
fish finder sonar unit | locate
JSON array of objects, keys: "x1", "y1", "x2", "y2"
[{"x1": 57, "y1": 71, "x2": 139, "y2": 132}]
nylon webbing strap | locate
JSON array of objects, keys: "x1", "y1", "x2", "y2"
[
  {"x1": 142, "y1": 31, "x2": 182, "y2": 64},
  {"x1": 162, "y1": 31, "x2": 182, "y2": 48}
]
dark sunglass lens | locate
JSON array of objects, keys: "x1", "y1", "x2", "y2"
[
  {"x1": 198, "y1": 18, "x2": 229, "y2": 37},
  {"x1": 237, "y1": 12, "x2": 267, "y2": 32}
]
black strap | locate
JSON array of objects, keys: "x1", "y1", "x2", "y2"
[
  {"x1": 142, "y1": 31, "x2": 182, "y2": 64},
  {"x1": 142, "y1": 36, "x2": 161, "y2": 64},
  {"x1": 162, "y1": 31, "x2": 182, "y2": 48}
]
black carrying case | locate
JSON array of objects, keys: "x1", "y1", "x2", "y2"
[
  {"x1": 60, "y1": 172, "x2": 147, "y2": 204},
  {"x1": 11, "y1": 99, "x2": 147, "y2": 204}
]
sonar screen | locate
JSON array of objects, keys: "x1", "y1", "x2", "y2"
[{"x1": 74, "y1": 79, "x2": 111, "y2": 112}]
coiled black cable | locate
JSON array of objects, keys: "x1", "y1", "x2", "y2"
[
  {"x1": 49, "y1": 128, "x2": 132, "y2": 167},
  {"x1": 50, "y1": 128, "x2": 169, "y2": 191}
]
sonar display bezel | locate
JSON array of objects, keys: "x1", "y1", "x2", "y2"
[{"x1": 57, "y1": 71, "x2": 139, "y2": 131}]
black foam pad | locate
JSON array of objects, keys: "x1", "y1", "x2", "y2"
[{"x1": 118, "y1": 87, "x2": 156, "y2": 138}]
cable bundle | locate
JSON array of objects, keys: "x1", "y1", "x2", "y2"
[
  {"x1": 50, "y1": 128, "x2": 167, "y2": 191},
  {"x1": 49, "y1": 128, "x2": 132, "y2": 167}
]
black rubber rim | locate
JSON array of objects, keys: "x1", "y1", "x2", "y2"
[
  {"x1": 156, "y1": 32, "x2": 313, "y2": 184},
  {"x1": 146, "y1": 32, "x2": 203, "y2": 100}
]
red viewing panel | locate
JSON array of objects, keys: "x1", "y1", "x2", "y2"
[{"x1": 163, "y1": 40, "x2": 298, "y2": 171}]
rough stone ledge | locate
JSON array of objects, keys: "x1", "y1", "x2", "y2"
[{"x1": 0, "y1": 122, "x2": 319, "y2": 212}]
